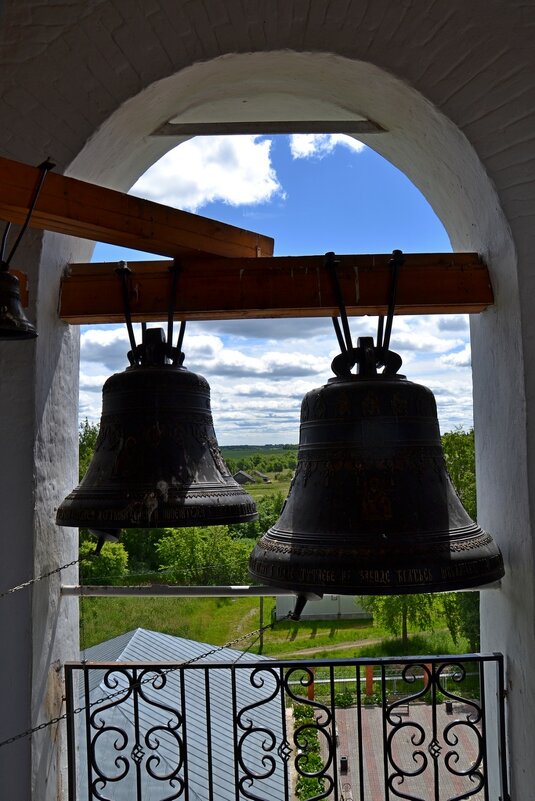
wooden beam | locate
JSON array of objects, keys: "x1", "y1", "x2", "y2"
[
  {"x1": 0, "y1": 156, "x2": 274, "y2": 259},
  {"x1": 152, "y1": 120, "x2": 385, "y2": 136},
  {"x1": 59, "y1": 252, "x2": 493, "y2": 324}
]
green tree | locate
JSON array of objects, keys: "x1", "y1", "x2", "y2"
[
  {"x1": 80, "y1": 540, "x2": 129, "y2": 585},
  {"x1": 358, "y1": 594, "x2": 439, "y2": 647},
  {"x1": 156, "y1": 526, "x2": 254, "y2": 584},
  {"x1": 442, "y1": 427, "x2": 480, "y2": 650},
  {"x1": 119, "y1": 527, "x2": 167, "y2": 572},
  {"x1": 78, "y1": 419, "x2": 99, "y2": 480},
  {"x1": 442, "y1": 427, "x2": 476, "y2": 518},
  {"x1": 228, "y1": 492, "x2": 285, "y2": 539},
  {"x1": 78, "y1": 420, "x2": 100, "y2": 549},
  {"x1": 225, "y1": 457, "x2": 238, "y2": 474},
  {"x1": 442, "y1": 591, "x2": 480, "y2": 651}
]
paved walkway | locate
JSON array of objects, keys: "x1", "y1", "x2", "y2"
[{"x1": 320, "y1": 704, "x2": 486, "y2": 801}]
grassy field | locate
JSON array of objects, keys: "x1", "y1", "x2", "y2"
[
  {"x1": 80, "y1": 596, "x2": 267, "y2": 651},
  {"x1": 80, "y1": 594, "x2": 467, "y2": 658},
  {"x1": 221, "y1": 445, "x2": 297, "y2": 460},
  {"x1": 246, "y1": 478, "x2": 292, "y2": 499}
]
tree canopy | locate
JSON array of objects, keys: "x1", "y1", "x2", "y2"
[
  {"x1": 156, "y1": 527, "x2": 255, "y2": 585},
  {"x1": 358, "y1": 593, "x2": 439, "y2": 647}
]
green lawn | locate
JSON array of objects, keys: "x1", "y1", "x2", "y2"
[
  {"x1": 80, "y1": 594, "x2": 467, "y2": 659},
  {"x1": 246, "y1": 478, "x2": 292, "y2": 499},
  {"x1": 79, "y1": 593, "x2": 376, "y2": 653},
  {"x1": 221, "y1": 445, "x2": 297, "y2": 460},
  {"x1": 80, "y1": 595, "x2": 267, "y2": 651},
  {"x1": 260, "y1": 616, "x2": 386, "y2": 657}
]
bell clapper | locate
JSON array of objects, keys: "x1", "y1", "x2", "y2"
[
  {"x1": 289, "y1": 593, "x2": 324, "y2": 621},
  {"x1": 90, "y1": 528, "x2": 122, "y2": 556}
]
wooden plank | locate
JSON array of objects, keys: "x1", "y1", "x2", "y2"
[
  {"x1": 0, "y1": 156, "x2": 274, "y2": 259},
  {"x1": 59, "y1": 252, "x2": 493, "y2": 324},
  {"x1": 152, "y1": 120, "x2": 385, "y2": 136}
]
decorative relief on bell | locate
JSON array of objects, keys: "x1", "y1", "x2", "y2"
[
  {"x1": 336, "y1": 391, "x2": 352, "y2": 418},
  {"x1": 361, "y1": 476, "x2": 393, "y2": 521},
  {"x1": 312, "y1": 390, "x2": 326, "y2": 419},
  {"x1": 361, "y1": 392, "x2": 381, "y2": 416},
  {"x1": 391, "y1": 392, "x2": 408, "y2": 416}
]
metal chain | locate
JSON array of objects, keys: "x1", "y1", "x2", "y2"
[
  {"x1": 0, "y1": 613, "x2": 291, "y2": 749},
  {"x1": 0, "y1": 559, "x2": 80, "y2": 600}
]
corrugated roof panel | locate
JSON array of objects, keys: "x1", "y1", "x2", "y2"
[{"x1": 76, "y1": 628, "x2": 287, "y2": 801}]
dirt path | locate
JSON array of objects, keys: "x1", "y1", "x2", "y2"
[
  {"x1": 274, "y1": 636, "x2": 386, "y2": 658},
  {"x1": 271, "y1": 626, "x2": 450, "y2": 658}
]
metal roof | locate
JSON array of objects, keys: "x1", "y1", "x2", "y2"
[{"x1": 76, "y1": 628, "x2": 286, "y2": 801}]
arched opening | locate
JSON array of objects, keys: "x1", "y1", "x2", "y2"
[
  {"x1": 67, "y1": 50, "x2": 521, "y2": 597},
  {"x1": 61, "y1": 53, "x2": 526, "y2": 791}
]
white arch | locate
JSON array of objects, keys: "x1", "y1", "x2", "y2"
[
  {"x1": 66, "y1": 51, "x2": 527, "y2": 794},
  {"x1": 69, "y1": 41, "x2": 527, "y2": 674},
  {"x1": 70, "y1": 51, "x2": 511, "y2": 254}
]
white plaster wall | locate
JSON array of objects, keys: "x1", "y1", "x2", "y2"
[
  {"x1": 0, "y1": 2, "x2": 534, "y2": 797},
  {"x1": 0, "y1": 229, "x2": 84, "y2": 796}
]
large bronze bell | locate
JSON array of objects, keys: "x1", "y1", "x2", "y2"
[
  {"x1": 249, "y1": 337, "x2": 504, "y2": 596},
  {"x1": 0, "y1": 267, "x2": 37, "y2": 340},
  {"x1": 57, "y1": 328, "x2": 257, "y2": 537}
]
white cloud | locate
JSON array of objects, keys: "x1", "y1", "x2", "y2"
[
  {"x1": 437, "y1": 315, "x2": 469, "y2": 333},
  {"x1": 439, "y1": 344, "x2": 472, "y2": 368},
  {"x1": 130, "y1": 135, "x2": 283, "y2": 211},
  {"x1": 186, "y1": 342, "x2": 330, "y2": 379},
  {"x1": 80, "y1": 327, "x2": 132, "y2": 372},
  {"x1": 289, "y1": 134, "x2": 366, "y2": 159},
  {"x1": 79, "y1": 314, "x2": 473, "y2": 442},
  {"x1": 391, "y1": 333, "x2": 464, "y2": 353}
]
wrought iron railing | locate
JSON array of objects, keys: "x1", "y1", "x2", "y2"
[{"x1": 65, "y1": 653, "x2": 509, "y2": 801}]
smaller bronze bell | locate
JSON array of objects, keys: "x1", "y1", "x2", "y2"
[
  {"x1": 57, "y1": 328, "x2": 257, "y2": 535},
  {"x1": 0, "y1": 267, "x2": 37, "y2": 340}
]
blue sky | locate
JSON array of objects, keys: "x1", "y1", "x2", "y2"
[{"x1": 80, "y1": 134, "x2": 472, "y2": 444}]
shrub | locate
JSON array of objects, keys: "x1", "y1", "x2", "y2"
[
  {"x1": 293, "y1": 704, "x2": 326, "y2": 800},
  {"x1": 334, "y1": 689, "x2": 354, "y2": 708},
  {"x1": 79, "y1": 540, "x2": 128, "y2": 585},
  {"x1": 293, "y1": 703, "x2": 315, "y2": 723}
]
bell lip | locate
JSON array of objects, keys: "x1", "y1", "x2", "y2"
[
  {"x1": 56, "y1": 499, "x2": 259, "y2": 528},
  {"x1": 0, "y1": 270, "x2": 37, "y2": 339},
  {"x1": 248, "y1": 575, "x2": 505, "y2": 595},
  {"x1": 58, "y1": 512, "x2": 259, "y2": 528},
  {"x1": 0, "y1": 325, "x2": 37, "y2": 340},
  {"x1": 248, "y1": 560, "x2": 505, "y2": 595},
  {"x1": 248, "y1": 536, "x2": 505, "y2": 595}
]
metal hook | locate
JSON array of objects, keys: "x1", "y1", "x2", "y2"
[
  {"x1": 115, "y1": 262, "x2": 138, "y2": 364},
  {"x1": 377, "y1": 249, "x2": 404, "y2": 365}
]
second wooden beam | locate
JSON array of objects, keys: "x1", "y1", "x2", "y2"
[{"x1": 59, "y1": 252, "x2": 493, "y2": 324}]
